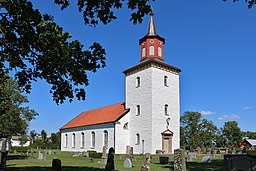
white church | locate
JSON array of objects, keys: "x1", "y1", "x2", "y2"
[{"x1": 60, "y1": 12, "x2": 181, "y2": 154}]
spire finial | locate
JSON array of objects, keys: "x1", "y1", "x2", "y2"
[{"x1": 147, "y1": 7, "x2": 157, "y2": 36}]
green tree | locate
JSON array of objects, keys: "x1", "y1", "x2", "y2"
[
  {"x1": 242, "y1": 131, "x2": 256, "y2": 139},
  {"x1": 180, "y1": 111, "x2": 202, "y2": 150},
  {"x1": 221, "y1": 121, "x2": 242, "y2": 147},
  {"x1": 199, "y1": 119, "x2": 218, "y2": 149},
  {"x1": 0, "y1": 0, "x2": 154, "y2": 104},
  {"x1": 30, "y1": 130, "x2": 37, "y2": 144},
  {"x1": 0, "y1": 76, "x2": 38, "y2": 138},
  {"x1": 51, "y1": 131, "x2": 61, "y2": 145},
  {"x1": 41, "y1": 130, "x2": 47, "y2": 142},
  {"x1": 19, "y1": 135, "x2": 29, "y2": 147}
]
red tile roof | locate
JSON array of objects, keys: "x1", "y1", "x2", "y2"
[{"x1": 60, "y1": 102, "x2": 128, "y2": 130}]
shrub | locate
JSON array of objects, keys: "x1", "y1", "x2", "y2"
[
  {"x1": 11, "y1": 146, "x2": 30, "y2": 153},
  {"x1": 88, "y1": 151, "x2": 102, "y2": 158},
  {"x1": 247, "y1": 150, "x2": 256, "y2": 156}
]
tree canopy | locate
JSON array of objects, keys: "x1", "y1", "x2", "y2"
[
  {"x1": 0, "y1": 76, "x2": 38, "y2": 138},
  {"x1": 0, "y1": 0, "x2": 154, "y2": 104}
]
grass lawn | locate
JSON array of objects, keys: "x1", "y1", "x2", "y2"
[{"x1": 6, "y1": 150, "x2": 229, "y2": 171}]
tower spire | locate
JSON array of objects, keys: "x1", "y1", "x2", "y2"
[
  {"x1": 147, "y1": 7, "x2": 157, "y2": 36},
  {"x1": 139, "y1": 8, "x2": 165, "y2": 62}
]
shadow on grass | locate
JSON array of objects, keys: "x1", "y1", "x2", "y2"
[
  {"x1": 7, "y1": 155, "x2": 28, "y2": 160},
  {"x1": 7, "y1": 166, "x2": 105, "y2": 171},
  {"x1": 154, "y1": 160, "x2": 229, "y2": 171}
]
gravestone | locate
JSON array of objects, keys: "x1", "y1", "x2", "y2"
[
  {"x1": 130, "y1": 147, "x2": 133, "y2": 156},
  {"x1": 144, "y1": 153, "x2": 151, "y2": 163},
  {"x1": 101, "y1": 146, "x2": 107, "y2": 165},
  {"x1": 119, "y1": 154, "x2": 126, "y2": 160},
  {"x1": 130, "y1": 155, "x2": 136, "y2": 162},
  {"x1": 38, "y1": 152, "x2": 44, "y2": 161},
  {"x1": 126, "y1": 146, "x2": 131, "y2": 155},
  {"x1": 124, "y1": 158, "x2": 132, "y2": 168},
  {"x1": 189, "y1": 152, "x2": 197, "y2": 160},
  {"x1": 228, "y1": 155, "x2": 256, "y2": 171},
  {"x1": 140, "y1": 164, "x2": 150, "y2": 171},
  {"x1": 174, "y1": 149, "x2": 186, "y2": 171},
  {"x1": 48, "y1": 149, "x2": 53, "y2": 155},
  {"x1": 14, "y1": 150, "x2": 17, "y2": 155},
  {"x1": 52, "y1": 158, "x2": 62, "y2": 171},
  {"x1": 159, "y1": 156, "x2": 169, "y2": 164},
  {"x1": 202, "y1": 155, "x2": 211, "y2": 163}
]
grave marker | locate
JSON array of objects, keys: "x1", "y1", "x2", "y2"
[
  {"x1": 174, "y1": 149, "x2": 186, "y2": 171},
  {"x1": 124, "y1": 158, "x2": 132, "y2": 168}
]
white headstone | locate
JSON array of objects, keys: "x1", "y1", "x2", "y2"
[
  {"x1": 202, "y1": 156, "x2": 211, "y2": 163},
  {"x1": 38, "y1": 152, "x2": 44, "y2": 161},
  {"x1": 124, "y1": 158, "x2": 132, "y2": 168}
]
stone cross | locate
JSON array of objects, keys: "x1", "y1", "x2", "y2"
[{"x1": 174, "y1": 149, "x2": 186, "y2": 171}]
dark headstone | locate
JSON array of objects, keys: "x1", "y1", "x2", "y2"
[
  {"x1": 104, "y1": 147, "x2": 115, "y2": 171},
  {"x1": 52, "y1": 158, "x2": 62, "y2": 171},
  {"x1": 159, "y1": 156, "x2": 169, "y2": 164}
]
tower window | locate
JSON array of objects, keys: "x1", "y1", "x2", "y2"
[
  {"x1": 136, "y1": 105, "x2": 140, "y2": 116},
  {"x1": 142, "y1": 48, "x2": 146, "y2": 57},
  {"x1": 64, "y1": 134, "x2": 68, "y2": 148},
  {"x1": 158, "y1": 47, "x2": 162, "y2": 57},
  {"x1": 136, "y1": 76, "x2": 140, "y2": 87},
  {"x1": 149, "y1": 46, "x2": 154, "y2": 55},
  {"x1": 165, "y1": 104, "x2": 169, "y2": 116},
  {"x1": 104, "y1": 130, "x2": 108, "y2": 148},
  {"x1": 81, "y1": 132, "x2": 85, "y2": 148},
  {"x1": 164, "y1": 76, "x2": 168, "y2": 87},
  {"x1": 136, "y1": 134, "x2": 140, "y2": 145},
  {"x1": 72, "y1": 133, "x2": 75, "y2": 148},
  {"x1": 91, "y1": 131, "x2": 95, "y2": 148}
]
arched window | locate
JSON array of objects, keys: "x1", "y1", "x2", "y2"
[
  {"x1": 65, "y1": 134, "x2": 68, "y2": 148},
  {"x1": 164, "y1": 76, "x2": 168, "y2": 87},
  {"x1": 142, "y1": 47, "x2": 146, "y2": 57},
  {"x1": 72, "y1": 133, "x2": 75, "y2": 148},
  {"x1": 136, "y1": 134, "x2": 140, "y2": 145},
  {"x1": 81, "y1": 132, "x2": 85, "y2": 148},
  {"x1": 136, "y1": 105, "x2": 140, "y2": 116},
  {"x1": 123, "y1": 122, "x2": 129, "y2": 130},
  {"x1": 158, "y1": 47, "x2": 162, "y2": 57},
  {"x1": 149, "y1": 46, "x2": 154, "y2": 55},
  {"x1": 165, "y1": 104, "x2": 169, "y2": 115},
  {"x1": 104, "y1": 130, "x2": 108, "y2": 148},
  {"x1": 91, "y1": 131, "x2": 95, "y2": 148},
  {"x1": 136, "y1": 76, "x2": 140, "y2": 87}
]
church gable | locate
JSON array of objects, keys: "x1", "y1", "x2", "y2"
[{"x1": 60, "y1": 102, "x2": 129, "y2": 130}]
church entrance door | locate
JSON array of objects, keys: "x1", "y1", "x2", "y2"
[{"x1": 161, "y1": 129, "x2": 173, "y2": 154}]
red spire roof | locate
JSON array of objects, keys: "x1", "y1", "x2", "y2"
[{"x1": 60, "y1": 102, "x2": 129, "y2": 130}]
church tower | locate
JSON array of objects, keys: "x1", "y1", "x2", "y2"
[{"x1": 124, "y1": 11, "x2": 181, "y2": 154}]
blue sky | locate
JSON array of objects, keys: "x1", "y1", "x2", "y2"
[{"x1": 27, "y1": 0, "x2": 256, "y2": 135}]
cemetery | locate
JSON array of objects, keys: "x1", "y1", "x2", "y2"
[{"x1": 4, "y1": 148, "x2": 231, "y2": 171}]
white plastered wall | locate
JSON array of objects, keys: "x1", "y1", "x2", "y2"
[
  {"x1": 114, "y1": 112, "x2": 130, "y2": 154},
  {"x1": 126, "y1": 68, "x2": 153, "y2": 154},
  {"x1": 151, "y1": 67, "x2": 180, "y2": 154},
  {"x1": 61, "y1": 123, "x2": 114, "y2": 153}
]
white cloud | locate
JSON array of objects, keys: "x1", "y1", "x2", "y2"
[
  {"x1": 217, "y1": 114, "x2": 240, "y2": 121},
  {"x1": 200, "y1": 110, "x2": 216, "y2": 116},
  {"x1": 243, "y1": 106, "x2": 253, "y2": 110}
]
